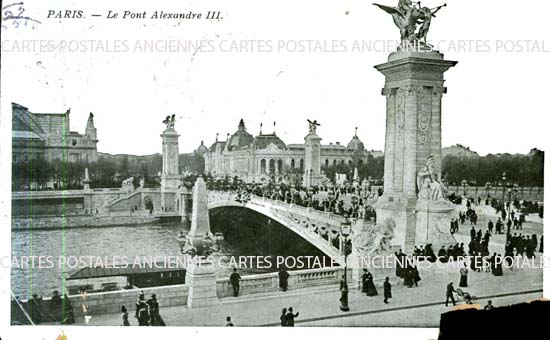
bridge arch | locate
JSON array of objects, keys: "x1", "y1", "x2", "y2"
[{"x1": 206, "y1": 196, "x2": 344, "y2": 264}]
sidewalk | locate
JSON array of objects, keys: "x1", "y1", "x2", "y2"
[{"x1": 73, "y1": 258, "x2": 543, "y2": 327}]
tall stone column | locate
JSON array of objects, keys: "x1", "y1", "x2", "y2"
[
  {"x1": 160, "y1": 121, "x2": 181, "y2": 211},
  {"x1": 303, "y1": 125, "x2": 323, "y2": 188},
  {"x1": 373, "y1": 50, "x2": 457, "y2": 253}
]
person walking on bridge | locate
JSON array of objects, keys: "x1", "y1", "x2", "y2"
[{"x1": 230, "y1": 268, "x2": 242, "y2": 297}]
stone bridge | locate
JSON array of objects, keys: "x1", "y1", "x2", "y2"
[{"x1": 207, "y1": 190, "x2": 353, "y2": 265}]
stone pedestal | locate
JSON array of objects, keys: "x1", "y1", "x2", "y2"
[
  {"x1": 414, "y1": 200, "x2": 456, "y2": 246},
  {"x1": 374, "y1": 50, "x2": 457, "y2": 253},
  {"x1": 185, "y1": 259, "x2": 220, "y2": 308}
]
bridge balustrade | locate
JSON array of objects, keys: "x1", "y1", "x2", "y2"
[{"x1": 216, "y1": 266, "x2": 351, "y2": 298}]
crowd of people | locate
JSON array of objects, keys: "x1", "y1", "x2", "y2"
[
  {"x1": 12, "y1": 291, "x2": 75, "y2": 325},
  {"x1": 209, "y1": 177, "x2": 379, "y2": 222}
]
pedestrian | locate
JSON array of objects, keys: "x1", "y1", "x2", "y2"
[
  {"x1": 225, "y1": 316, "x2": 234, "y2": 326},
  {"x1": 459, "y1": 263, "x2": 468, "y2": 288},
  {"x1": 285, "y1": 307, "x2": 299, "y2": 326},
  {"x1": 445, "y1": 282, "x2": 456, "y2": 307},
  {"x1": 280, "y1": 308, "x2": 287, "y2": 327},
  {"x1": 135, "y1": 291, "x2": 149, "y2": 326},
  {"x1": 383, "y1": 277, "x2": 392, "y2": 304},
  {"x1": 29, "y1": 293, "x2": 44, "y2": 324},
  {"x1": 229, "y1": 268, "x2": 241, "y2": 297},
  {"x1": 412, "y1": 265, "x2": 421, "y2": 287},
  {"x1": 484, "y1": 300, "x2": 495, "y2": 310},
  {"x1": 61, "y1": 294, "x2": 75, "y2": 325},
  {"x1": 49, "y1": 290, "x2": 62, "y2": 322},
  {"x1": 362, "y1": 270, "x2": 378, "y2": 296},
  {"x1": 147, "y1": 293, "x2": 165, "y2": 326},
  {"x1": 121, "y1": 305, "x2": 130, "y2": 326},
  {"x1": 278, "y1": 268, "x2": 289, "y2": 292}
]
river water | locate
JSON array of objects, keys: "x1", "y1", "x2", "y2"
[{"x1": 11, "y1": 207, "x2": 329, "y2": 299}]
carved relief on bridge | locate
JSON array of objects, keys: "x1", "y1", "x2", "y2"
[{"x1": 352, "y1": 218, "x2": 395, "y2": 257}]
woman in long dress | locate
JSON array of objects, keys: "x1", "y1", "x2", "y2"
[
  {"x1": 459, "y1": 264, "x2": 468, "y2": 287},
  {"x1": 364, "y1": 270, "x2": 378, "y2": 296}
]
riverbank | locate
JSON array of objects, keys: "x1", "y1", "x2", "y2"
[{"x1": 12, "y1": 212, "x2": 161, "y2": 231}]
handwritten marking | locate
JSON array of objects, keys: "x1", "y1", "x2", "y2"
[{"x1": 2, "y1": 2, "x2": 41, "y2": 30}]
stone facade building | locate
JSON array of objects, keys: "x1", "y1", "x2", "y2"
[
  {"x1": 198, "y1": 119, "x2": 377, "y2": 183},
  {"x1": 12, "y1": 102, "x2": 98, "y2": 164}
]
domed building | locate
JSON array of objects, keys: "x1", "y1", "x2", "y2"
[
  {"x1": 225, "y1": 119, "x2": 255, "y2": 151},
  {"x1": 194, "y1": 140, "x2": 209, "y2": 156},
  {"x1": 202, "y1": 119, "x2": 378, "y2": 183}
]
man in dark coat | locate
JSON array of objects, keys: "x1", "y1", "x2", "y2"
[
  {"x1": 383, "y1": 277, "x2": 392, "y2": 304},
  {"x1": 230, "y1": 268, "x2": 242, "y2": 297},
  {"x1": 278, "y1": 269, "x2": 289, "y2": 292},
  {"x1": 445, "y1": 282, "x2": 456, "y2": 307},
  {"x1": 135, "y1": 292, "x2": 149, "y2": 326},
  {"x1": 49, "y1": 290, "x2": 62, "y2": 322},
  {"x1": 147, "y1": 293, "x2": 165, "y2": 326},
  {"x1": 280, "y1": 308, "x2": 288, "y2": 326},
  {"x1": 285, "y1": 307, "x2": 299, "y2": 326}
]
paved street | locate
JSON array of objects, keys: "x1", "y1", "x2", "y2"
[{"x1": 73, "y1": 254, "x2": 542, "y2": 327}]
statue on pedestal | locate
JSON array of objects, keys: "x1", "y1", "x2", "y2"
[
  {"x1": 306, "y1": 119, "x2": 320, "y2": 134},
  {"x1": 373, "y1": 0, "x2": 447, "y2": 45},
  {"x1": 162, "y1": 114, "x2": 176, "y2": 130}
]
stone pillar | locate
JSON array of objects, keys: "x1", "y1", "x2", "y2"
[
  {"x1": 83, "y1": 167, "x2": 91, "y2": 191},
  {"x1": 185, "y1": 178, "x2": 219, "y2": 307},
  {"x1": 373, "y1": 50, "x2": 457, "y2": 253},
  {"x1": 185, "y1": 259, "x2": 219, "y2": 308},
  {"x1": 160, "y1": 124, "x2": 181, "y2": 211},
  {"x1": 303, "y1": 128, "x2": 323, "y2": 188}
]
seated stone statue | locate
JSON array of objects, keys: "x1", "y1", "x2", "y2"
[
  {"x1": 417, "y1": 155, "x2": 447, "y2": 202},
  {"x1": 429, "y1": 174, "x2": 446, "y2": 201}
]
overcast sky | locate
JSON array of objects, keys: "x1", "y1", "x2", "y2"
[{"x1": 2, "y1": 0, "x2": 549, "y2": 156}]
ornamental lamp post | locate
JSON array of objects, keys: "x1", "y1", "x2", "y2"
[
  {"x1": 339, "y1": 216, "x2": 352, "y2": 312},
  {"x1": 176, "y1": 230, "x2": 224, "y2": 258},
  {"x1": 485, "y1": 182, "x2": 492, "y2": 199},
  {"x1": 461, "y1": 179, "x2": 468, "y2": 197},
  {"x1": 508, "y1": 185, "x2": 513, "y2": 219},
  {"x1": 501, "y1": 172, "x2": 507, "y2": 202},
  {"x1": 513, "y1": 183, "x2": 519, "y2": 202}
]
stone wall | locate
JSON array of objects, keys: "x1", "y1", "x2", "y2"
[
  {"x1": 12, "y1": 213, "x2": 159, "y2": 230},
  {"x1": 11, "y1": 284, "x2": 189, "y2": 324},
  {"x1": 12, "y1": 268, "x2": 350, "y2": 324},
  {"x1": 70, "y1": 284, "x2": 188, "y2": 317}
]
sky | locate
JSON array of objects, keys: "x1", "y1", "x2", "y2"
[{"x1": 1, "y1": 0, "x2": 549, "y2": 156}]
